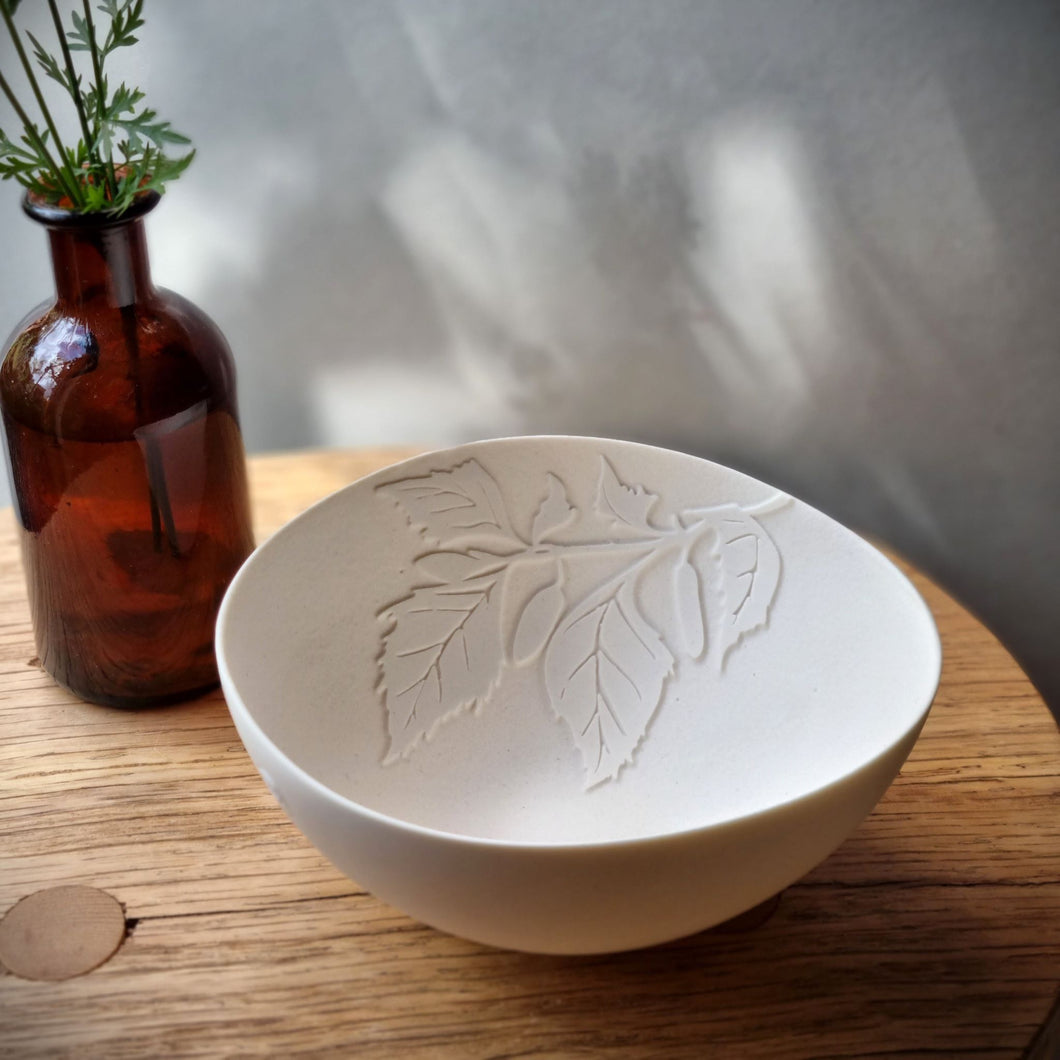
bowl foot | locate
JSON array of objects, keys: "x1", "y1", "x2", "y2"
[{"x1": 709, "y1": 892, "x2": 783, "y2": 934}]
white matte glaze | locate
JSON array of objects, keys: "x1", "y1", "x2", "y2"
[{"x1": 217, "y1": 436, "x2": 941, "y2": 954}]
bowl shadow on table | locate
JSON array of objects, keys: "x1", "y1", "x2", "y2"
[{"x1": 436, "y1": 831, "x2": 1048, "y2": 1055}]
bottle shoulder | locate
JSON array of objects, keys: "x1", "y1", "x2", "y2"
[
  {"x1": 0, "y1": 291, "x2": 239, "y2": 440},
  {"x1": 146, "y1": 287, "x2": 233, "y2": 355},
  {"x1": 2, "y1": 298, "x2": 56, "y2": 351}
]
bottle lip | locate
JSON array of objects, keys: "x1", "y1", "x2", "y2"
[{"x1": 22, "y1": 189, "x2": 161, "y2": 229}]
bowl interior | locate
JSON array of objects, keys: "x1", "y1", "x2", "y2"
[{"x1": 218, "y1": 437, "x2": 941, "y2": 845}]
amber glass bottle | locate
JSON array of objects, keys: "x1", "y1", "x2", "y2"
[{"x1": 0, "y1": 191, "x2": 255, "y2": 707}]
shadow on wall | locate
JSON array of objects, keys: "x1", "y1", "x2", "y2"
[
  {"x1": 0, "y1": 1, "x2": 1058, "y2": 719},
  {"x1": 201, "y1": 98, "x2": 1060, "y2": 718}
]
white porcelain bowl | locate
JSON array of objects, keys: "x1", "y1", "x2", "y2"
[{"x1": 217, "y1": 436, "x2": 941, "y2": 954}]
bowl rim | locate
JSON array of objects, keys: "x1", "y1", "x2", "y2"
[{"x1": 216, "y1": 434, "x2": 943, "y2": 853}]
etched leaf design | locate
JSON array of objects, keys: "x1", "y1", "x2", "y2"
[
  {"x1": 500, "y1": 555, "x2": 563, "y2": 665},
  {"x1": 512, "y1": 571, "x2": 565, "y2": 665},
  {"x1": 378, "y1": 460, "x2": 518, "y2": 547},
  {"x1": 596, "y1": 457, "x2": 659, "y2": 532},
  {"x1": 708, "y1": 506, "x2": 782, "y2": 665},
  {"x1": 374, "y1": 454, "x2": 788, "y2": 787},
  {"x1": 674, "y1": 555, "x2": 706, "y2": 659},
  {"x1": 532, "y1": 474, "x2": 576, "y2": 544},
  {"x1": 415, "y1": 550, "x2": 507, "y2": 583},
  {"x1": 378, "y1": 577, "x2": 502, "y2": 762},
  {"x1": 544, "y1": 584, "x2": 674, "y2": 787}
]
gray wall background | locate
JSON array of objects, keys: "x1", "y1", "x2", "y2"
[{"x1": 2, "y1": 1, "x2": 1059, "y2": 717}]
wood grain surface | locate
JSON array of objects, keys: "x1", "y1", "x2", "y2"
[{"x1": 1, "y1": 446, "x2": 1058, "y2": 1059}]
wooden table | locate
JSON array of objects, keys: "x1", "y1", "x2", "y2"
[{"x1": 2, "y1": 448, "x2": 1059, "y2": 1059}]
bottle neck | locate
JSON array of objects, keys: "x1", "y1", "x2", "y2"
[{"x1": 48, "y1": 218, "x2": 154, "y2": 309}]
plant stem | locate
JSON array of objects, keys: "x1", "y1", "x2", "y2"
[
  {"x1": 526, "y1": 524, "x2": 700, "y2": 561},
  {"x1": 685, "y1": 493, "x2": 790, "y2": 518},
  {"x1": 0, "y1": 4, "x2": 84, "y2": 206},
  {"x1": 119, "y1": 301, "x2": 176, "y2": 555},
  {"x1": 80, "y1": 0, "x2": 117, "y2": 198},
  {"x1": 47, "y1": 0, "x2": 95, "y2": 165},
  {"x1": 0, "y1": 67, "x2": 80, "y2": 202}
]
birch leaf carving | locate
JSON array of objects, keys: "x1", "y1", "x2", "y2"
[
  {"x1": 378, "y1": 460, "x2": 518, "y2": 548},
  {"x1": 379, "y1": 577, "x2": 503, "y2": 761},
  {"x1": 375, "y1": 454, "x2": 787, "y2": 786},
  {"x1": 532, "y1": 474, "x2": 576, "y2": 544},
  {"x1": 499, "y1": 555, "x2": 561, "y2": 661},
  {"x1": 511, "y1": 569, "x2": 565, "y2": 665},
  {"x1": 415, "y1": 550, "x2": 506, "y2": 583},
  {"x1": 544, "y1": 585, "x2": 674, "y2": 787},
  {"x1": 708, "y1": 506, "x2": 782, "y2": 664},
  {"x1": 597, "y1": 458, "x2": 659, "y2": 532},
  {"x1": 674, "y1": 556, "x2": 707, "y2": 659}
]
